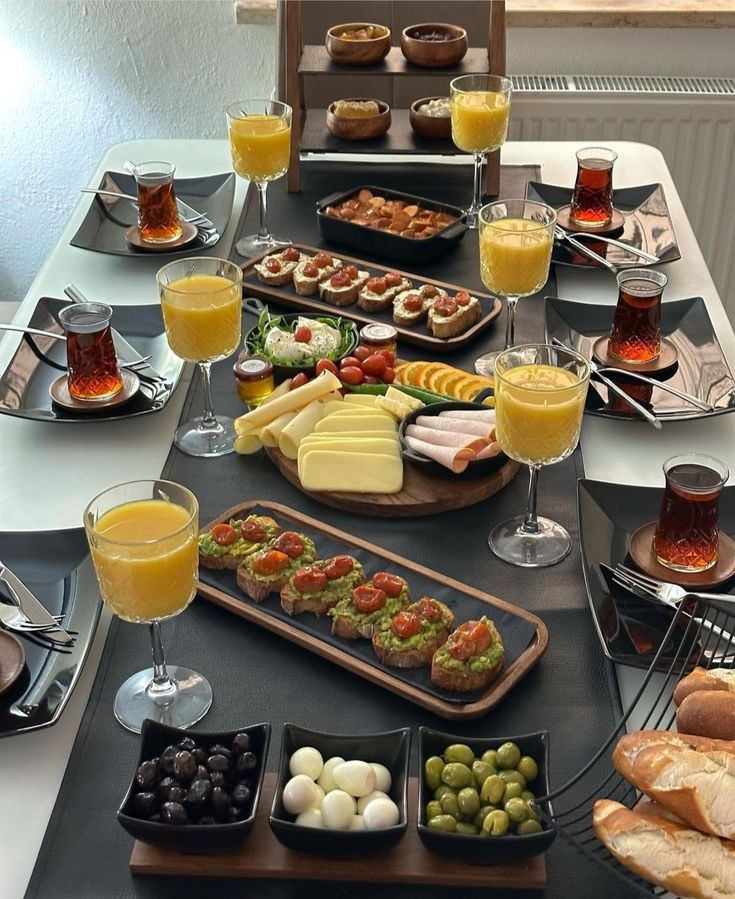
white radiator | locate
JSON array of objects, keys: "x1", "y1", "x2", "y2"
[{"x1": 509, "y1": 75, "x2": 735, "y2": 315}]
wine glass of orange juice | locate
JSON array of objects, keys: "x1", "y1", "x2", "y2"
[
  {"x1": 84, "y1": 480, "x2": 210, "y2": 733},
  {"x1": 490, "y1": 345, "x2": 590, "y2": 568},
  {"x1": 475, "y1": 199, "x2": 556, "y2": 376},
  {"x1": 157, "y1": 257, "x2": 243, "y2": 458},
  {"x1": 450, "y1": 74, "x2": 512, "y2": 228},
  {"x1": 226, "y1": 99, "x2": 292, "y2": 257}
]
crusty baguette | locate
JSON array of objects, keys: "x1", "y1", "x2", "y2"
[
  {"x1": 677, "y1": 691, "x2": 735, "y2": 741},
  {"x1": 430, "y1": 654, "x2": 503, "y2": 692},
  {"x1": 331, "y1": 614, "x2": 363, "y2": 640},
  {"x1": 198, "y1": 551, "x2": 241, "y2": 571},
  {"x1": 613, "y1": 730, "x2": 735, "y2": 839},
  {"x1": 254, "y1": 255, "x2": 298, "y2": 287},
  {"x1": 373, "y1": 626, "x2": 450, "y2": 668},
  {"x1": 428, "y1": 298, "x2": 481, "y2": 339},
  {"x1": 280, "y1": 586, "x2": 338, "y2": 617},
  {"x1": 675, "y1": 668, "x2": 735, "y2": 707},
  {"x1": 236, "y1": 567, "x2": 288, "y2": 603},
  {"x1": 593, "y1": 799, "x2": 735, "y2": 899},
  {"x1": 357, "y1": 291, "x2": 394, "y2": 313}
]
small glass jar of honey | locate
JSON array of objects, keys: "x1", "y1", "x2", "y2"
[
  {"x1": 359, "y1": 323, "x2": 398, "y2": 355},
  {"x1": 234, "y1": 357, "x2": 274, "y2": 406}
]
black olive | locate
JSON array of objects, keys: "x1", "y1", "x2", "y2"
[
  {"x1": 236, "y1": 752, "x2": 258, "y2": 775},
  {"x1": 148, "y1": 813, "x2": 161, "y2": 823},
  {"x1": 187, "y1": 778, "x2": 213, "y2": 808},
  {"x1": 193, "y1": 748, "x2": 208, "y2": 765},
  {"x1": 157, "y1": 776, "x2": 177, "y2": 801},
  {"x1": 232, "y1": 782, "x2": 252, "y2": 808},
  {"x1": 209, "y1": 744, "x2": 232, "y2": 759},
  {"x1": 167, "y1": 785, "x2": 187, "y2": 804},
  {"x1": 198, "y1": 815, "x2": 216, "y2": 826},
  {"x1": 223, "y1": 806, "x2": 239, "y2": 824},
  {"x1": 211, "y1": 786, "x2": 232, "y2": 820},
  {"x1": 133, "y1": 791, "x2": 158, "y2": 817},
  {"x1": 160, "y1": 801, "x2": 188, "y2": 825},
  {"x1": 159, "y1": 745, "x2": 178, "y2": 777},
  {"x1": 231, "y1": 733, "x2": 250, "y2": 755},
  {"x1": 210, "y1": 771, "x2": 226, "y2": 788},
  {"x1": 193, "y1": 765, "x2": 210, "y2": 782},
  {"x1": 135, "y1": 759, "x2": 158, "y2": 790},
  {"x1": 207, "y1": 753, "x2": 229, "y2": 773},
  {"x1": 174, "y1": 750, "x2": 197, "y2": 784},
  {"x1": 177, "y1": 736, "x2": 196, "y2": 752}
]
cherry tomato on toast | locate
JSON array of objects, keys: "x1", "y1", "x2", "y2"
[
  {"x1": 391, "y1": 611, "x2": 421, "y2": 639},
  {"x1": 241, "y1": 519, "x2": 266, "y2": 543},
  {"x1": 293, "y1": 567, "x2": 328, "y2": 593},
  {"x1": 211, "y1": 523, "x2": 237, "y2": 546},
  {"x1": 372, "y1": 572, "x2": 404, "y2": 598},
  {"x1": 253, "y1": 549, "x2": 289, "y2": 575},
  {"x1": 323, "y1": 555, "x2": 354, "y2": 580}
]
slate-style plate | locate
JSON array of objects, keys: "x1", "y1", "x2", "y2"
[
  {"x1": 545, "y1": 296, "x2": 735, "y2": 421},
  {"x1": 526, "y1": 181, "x2": 680, "y2": 269}
]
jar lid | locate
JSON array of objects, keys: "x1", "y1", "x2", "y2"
[
  {"x1": 360, "y1": 323, "x2": 397, "y2": 343},
  {"x1": 234, "y1": 356, "x2": 273, "y2": 381}
]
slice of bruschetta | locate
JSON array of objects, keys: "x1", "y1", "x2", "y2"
[{"x1": 372, "y1": 597, "x2": 455, "y2": 668}]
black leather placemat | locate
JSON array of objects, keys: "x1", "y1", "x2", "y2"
[{"x1": 27, "y1": 162, "x2": 626, "y2": 899}]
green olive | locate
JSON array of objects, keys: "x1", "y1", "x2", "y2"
[
  {"x1": 457, "y1": 787, "x2": 481, "y2": 817},
  {"x1": 481, "y1": 749, "x2": 499, "y2": 768},
  {"x1": 472, "y1": 760, "x2": 496, "y2": 789},
  {"x1": 502, "y1": 782, "x2": 524, "y2": 803},
  {"x1": 441, "y1": 762, "x2": 472, "y2": 790},
  {"x1": 524, "y1": 799, "x2": 540, "y2": 822},
  {"x1": 473, "y1": 805, "x2": 494, "y2": 829},
  {"x1": 427, "y1": 814, "x2": 457, "y2": 832},
  {"x1": 504, "y1": 797, "x2": 529, "y2": 824},
  {"x1": 521, "y1": 790, "x2": 536, "y2": 803},
  {"x1": 498, "y1": 769, "x2": 527, "y2": 789},
  {"x1": 480, "y1": 774, "x2": 505, "y2": 805},
  {"x1": 482, "y1": 809, "x2": 510, "y2": 836},
  {"x1": 434, "y1": 784, "x2": 455, "y2": 801},
  {"x1": 456, "y1": 822, "x2": 479, "y2": 835},
  {"x1": 424, "y1": 756, "x2": 445, "y2": 791},
  {"x1": 443, "y1": 743, "x2": 475, "y2": 768},
  {"x1": 517, "y1": 755, "x2": 539, "y2": 783},
  {"x1": 439, "y1": 792, "x2": 460, "y2": 819},
  {"x1": 425, "y1": 800, "x2": 443, "y2": 820},
  {"x1": 517, "y1": 819, "x2": 543, "y2": 835},
  {"x1": 496, "y1": 741, "x2": 521, "y2": 770}
]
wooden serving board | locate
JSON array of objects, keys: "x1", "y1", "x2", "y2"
[
  {"x1": 196, "y1": 501, "x2": 548, "y2": 720},
  {"x1": 265, "y1": 445, "x2": 520, "y2": 517},
  {"x1": 240, "y1": 243, "x2": 502, "y2": 351},
  {"x1": 131, "y1": 774, "x2": 546, "y2": 889}
]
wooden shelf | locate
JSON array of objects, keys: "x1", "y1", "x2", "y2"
[
  {"x1": 299, "y1": 45, "x2": 489, "y2": 77},
  {"x1": 302, "y1": 109, "x2": 461, "y2": 154}
]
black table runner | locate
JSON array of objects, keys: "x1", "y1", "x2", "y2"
[{"x1": 27, "y1": 162, "x2": 625, "y2": 899}]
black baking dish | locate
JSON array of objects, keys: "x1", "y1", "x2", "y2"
[{"x1": 316, "y1": 185, "x2": 467, "y2": 265}]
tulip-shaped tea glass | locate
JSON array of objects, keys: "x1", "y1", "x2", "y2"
[
  {"x1": 491, "y1": 344, "x2": 590, "y2": 567},
  {"x1": 84, "y1": 479, "x2": 211, "y2": 733}
]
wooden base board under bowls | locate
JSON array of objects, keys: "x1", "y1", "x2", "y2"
[{"x1": 130, "y1": 774, "x2": 546, "y2": 888}]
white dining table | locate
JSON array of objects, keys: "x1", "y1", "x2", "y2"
[{"x1": 1, "y1": 139, "x2": 731, "y2": 899}]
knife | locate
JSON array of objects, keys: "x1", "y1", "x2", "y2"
[{"x1": 0, "y1": 564, "x2": 74, "y2": 645}]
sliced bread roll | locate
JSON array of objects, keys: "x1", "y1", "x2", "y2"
[
  {"x1": 677, "y1": 691, "x2": 735, "y2": 742},
  {"x1": 674, "y1": 668, "x2": 735, "y2": 707}
]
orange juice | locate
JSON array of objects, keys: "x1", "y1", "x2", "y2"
[
  {"x1": 495, "y1": 364, "x2": 587, "y2": 465},
  {"x1": 480, "y1": 218, "x2": 553, "y2": 297},
  {"x1": 451, "y1": 91, "x2": 510, "y2": 154},
  {"x1": 90, "y1": 499, "x2": 197, "y2": 622},
  {"x1": 228, "y1": 114, "x2": 291, "y2": 181},
  {"x1": 161, "y1": 274, "x2": 241, "y2": 362}
]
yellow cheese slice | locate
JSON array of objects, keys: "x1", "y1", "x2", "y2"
[
  {"x1": 299, "y1": 451, "x2": 403, "y2": 494},
  {"x1": 300, "y1": 430, "x2": 399, "y2": 443},
  {"x1": 375, "y1": 396, "x2": 414, "y2": 421},
  {"x1": 234, "y1": 431, "x2": 263, "y2": 455},
  {"x1": 297, "y1": 438, "x2": 400, "y2": 467},
  {"x1": 260, "y1": 411, "x2": 297, "y2": 447},
  {"x1": 278, "y1": 399, "x2": 328, "y2": 460},
  {"x1": 385, "y1": 385, "x2": 423, "y2": 412},
  {"x1": 259, "y1": 378, "x2": 292, "y2": 406},
  {"x1": 234, "y1": 370, "x2": 341, "y2": 435},
  {"x1": 323, "y1": 401, "x2": 365, "y2": 416},
  {"x1": 315, "y1": 414, "x2": 396, "y2": 433},
  {"x1": 343, "y1": 395, "x2": 379, "y2": 407}
]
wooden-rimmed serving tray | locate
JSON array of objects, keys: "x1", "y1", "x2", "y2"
[
  {"x1": 130, "y1": 774, "x2": 546, "y2": 889},
  {"x1": 196, "y1": 501, "x2": 548, "y2": 720},
  {"x1": 240, "y1": 243, "x2": 502, "y2": 351}
]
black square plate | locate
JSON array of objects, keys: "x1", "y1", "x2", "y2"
[
  {"x1": 0, "y1": 528, "x2": 100, "y2": 736},
  {"x1": 526, "y1": 181, "x2": 680, "y2": 269},
  {"x1": 70, "y1": 171, "x2": 235, "y2": 257},
  {"x1": 578, "y1": 479, "x2": 735, "y2": 671},
  {"x1": 545, "y1": 296, "x2": 735, "y2": 421},
  {"x1": 0, "y1": 296, "x2": 185, "y2": 422}
]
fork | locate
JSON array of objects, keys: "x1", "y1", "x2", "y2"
[
  {"x1": 0, "y1": 603, "x2": 63, "y2": 633},
  {"x1": 611, "y1": 563, "x2": 735, "y2": 606},
  {"x1": 554, "y1": 226, "x2": 659, "y2": 271}
]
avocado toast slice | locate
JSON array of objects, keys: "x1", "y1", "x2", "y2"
[
  {"x1": 198, "y1": 515, "x2": 282, "y2": 570},
  {"x1": 237, "y1": 531, "x2": 317, "y2": 602},
  {"x1": 372, "y1": 597, "x2": 455, "y2": 668},
  {"x1": 431, "y1": 616, "x2": 504, "y2": 692},
  {"x1": 329, "y1": 571, "x2": 411, "y2": 639},
  {"x1": 280, "y1": 555, "x2": 366, "y2": 617}
]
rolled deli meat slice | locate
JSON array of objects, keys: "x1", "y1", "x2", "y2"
[
  {"x1": 414, "y1": 415, "x2": 494, "y2": 438},
  {"x1": 438, "y1": 409, "x2": 496, "y2": 423},
  {"x1": 404, "y1": 424, "x2": 488, "y2": 453},
  {"x1": 404, "y1": 436, "x2": 475, "y2": 473}
]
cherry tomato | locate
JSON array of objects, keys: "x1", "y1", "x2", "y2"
[
  {"x1": 391, "y1": 611, "x2": 421, "y2": 639},
  {"x1": 290, "y1": 372, "x2": 310, "y2": 390},
  {"x1": 362, "y1": 374, "x2": 378, "y2": 384},
  {"x1": 455, "y1": 291, "x2": 471, "y2": 306},
  {"x1": 416, "y1": 597, "x2": 442, "y2": 622},
  {"x1": 447, "y1": 620, "x2": 490, "y2": 660},
  {"x1": 372, "y1": 572, "x2": 404, "y2": 598},
  {"x1": 344, "y1": 265, "x2": 358, "y2": 280},
  {"x1": 241, "y1": 519, "x2": 266, "y2": 543},
  {"x1": 466, "y1": 620, "x2": 491, "y2": 653},
  {"x1": 282, "y1": 247, "x2": 300, "y2": 262},
  {"x1": 385, "y1": 272, "x2": 402, "y2": 288},
  {"x1": 366, "y1": 277, "x2": 387, "y2": 295},
  {"x1": 211, "y1": 523, "x2": 237, "y2": 546},
  {"x1": 340, "y1": 366, "x2": 364, "y2": 386},
  {"x1": 422, "y1": 284, "x2": 439, "y2": 298},
  {"x1": 265, "y1": 258, "x2": 282, "y2": 273},
  {"x1": 381, "y1": 367, "x2": 395, "y2": 384},
  {"x1": 313, "y1": 252, "x2": 332, "y2": 268},
  {"x1": 331, "y1": 271, "x2": 350, "y2": 287},
  {"x1": 403, "y1": 293, "x2": 423, "y2": 312},
  {"x1": 253, "y1": 549, "x2": 289, "y2": 575},
  {"x1": 377, "y1": 349, "x2": 396, "y2": 367},
  {"x1": 316, "y1": 359, "x2": 338, "y2": 376},
  {"x1": 303, "y1": 263, "x2": 319, "y2": 278},
  {"x1": 448, "y1": 638, "x2": 476, "y2": 661},
  {"x1": 434, "y1": 297, "x2": 458, "y2": 318},
  {"x1": 361, "y1": 354, "x2": 387, "y2": 378},
  {"x1": 294, "y1": 325, "x2": 312, "y2": 343},
  {"x1": 273, "y1": 531, "x2": 306, "y2": 559},
  {"x1": 293, "y1": 567, "x2": 328, "y2": 593},
  {"x1": 353, "y1": 346, "x2": 372, "y2": 363},
  {"x1": 340, "y1": 356, "x2": 361, "y2": 369},
  {"x1": 323, "y1": 555, "x2": 354, "y2": 580},
  {"x1": 353, "y1": 585, "x2": 387, "y2": 614}
]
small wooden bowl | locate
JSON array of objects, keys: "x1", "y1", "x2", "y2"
[
  {"x1": 409, "y1": 97, "x2": 451, "y2": 139},
  {"x1": 326, "y1": 23, "x2": 391, "y2": 66},
  {"x1": 401, "y1": 23, "x2": 468, "y2": 68},
  {"x1": 326, "y1": 99, "x2": 391, "y2": 141}
]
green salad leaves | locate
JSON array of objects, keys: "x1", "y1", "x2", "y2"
[{"x1": 246, "y1": 308, "x2": 356, "y2": 367}]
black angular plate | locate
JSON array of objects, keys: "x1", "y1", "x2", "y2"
[
  {"x1": 0, "y1": 528, "x2": 100, "y2": 736},
  {"x1": 578, "y1": 479, "x2": 735, "y2": 671},
  {"x1": 0, "y1": 296, "x2": 185, "y2": 422},
  {"x1": 526, "y1": 181, "x2": 680, "y2": 269},
  {"x1": 70, "y1": 171, "x2": 235, "y2": 257},
  {"x1": 545, "y1": 296, "x2": 735, "y2": 421}
]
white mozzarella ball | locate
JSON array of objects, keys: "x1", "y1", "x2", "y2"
[
  {"x1": 356, "y1": 790, "x2": 390, "y2": 815},
  {"x1": 362, "y1": 797, "x2": 400, "y2": 830},
  {"x1": 317, "y1": 756, "x2": 345, "y2": 793},
  {"x1": 282, "y1": 774, "x2": 320, "y2": 815},
  {"x1": 369, "y1": 763, "x2": 392, "y2": 794},
  {"x1": 308, "y1": 783, "x2": 325, "y2": 809},
  {"x1": 289, "y1": 746, "x2": 324, "y2": 781},
  {"x1": 295, "y1": 808, "x2": 324, "y2": 828},
  {"x1": 348, "y1": 815, "x2": 366, "y2": 830},
  {"x1": 320, "y1": 789, "x2": 356, "y2": 830},
  {"x1": 333, "y1": 760, "x2": 377, "y2": 798}
]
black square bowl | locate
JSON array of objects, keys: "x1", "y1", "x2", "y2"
[
  {"x1": 269, "y1": 722, "x2": 410, "y2": 856},
  {"x1": 418, "y1": 727, "x2": 555, "y2": 864},
  {"x1": 118, "y1": 718, "x2": 271, "y2": 853}
]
